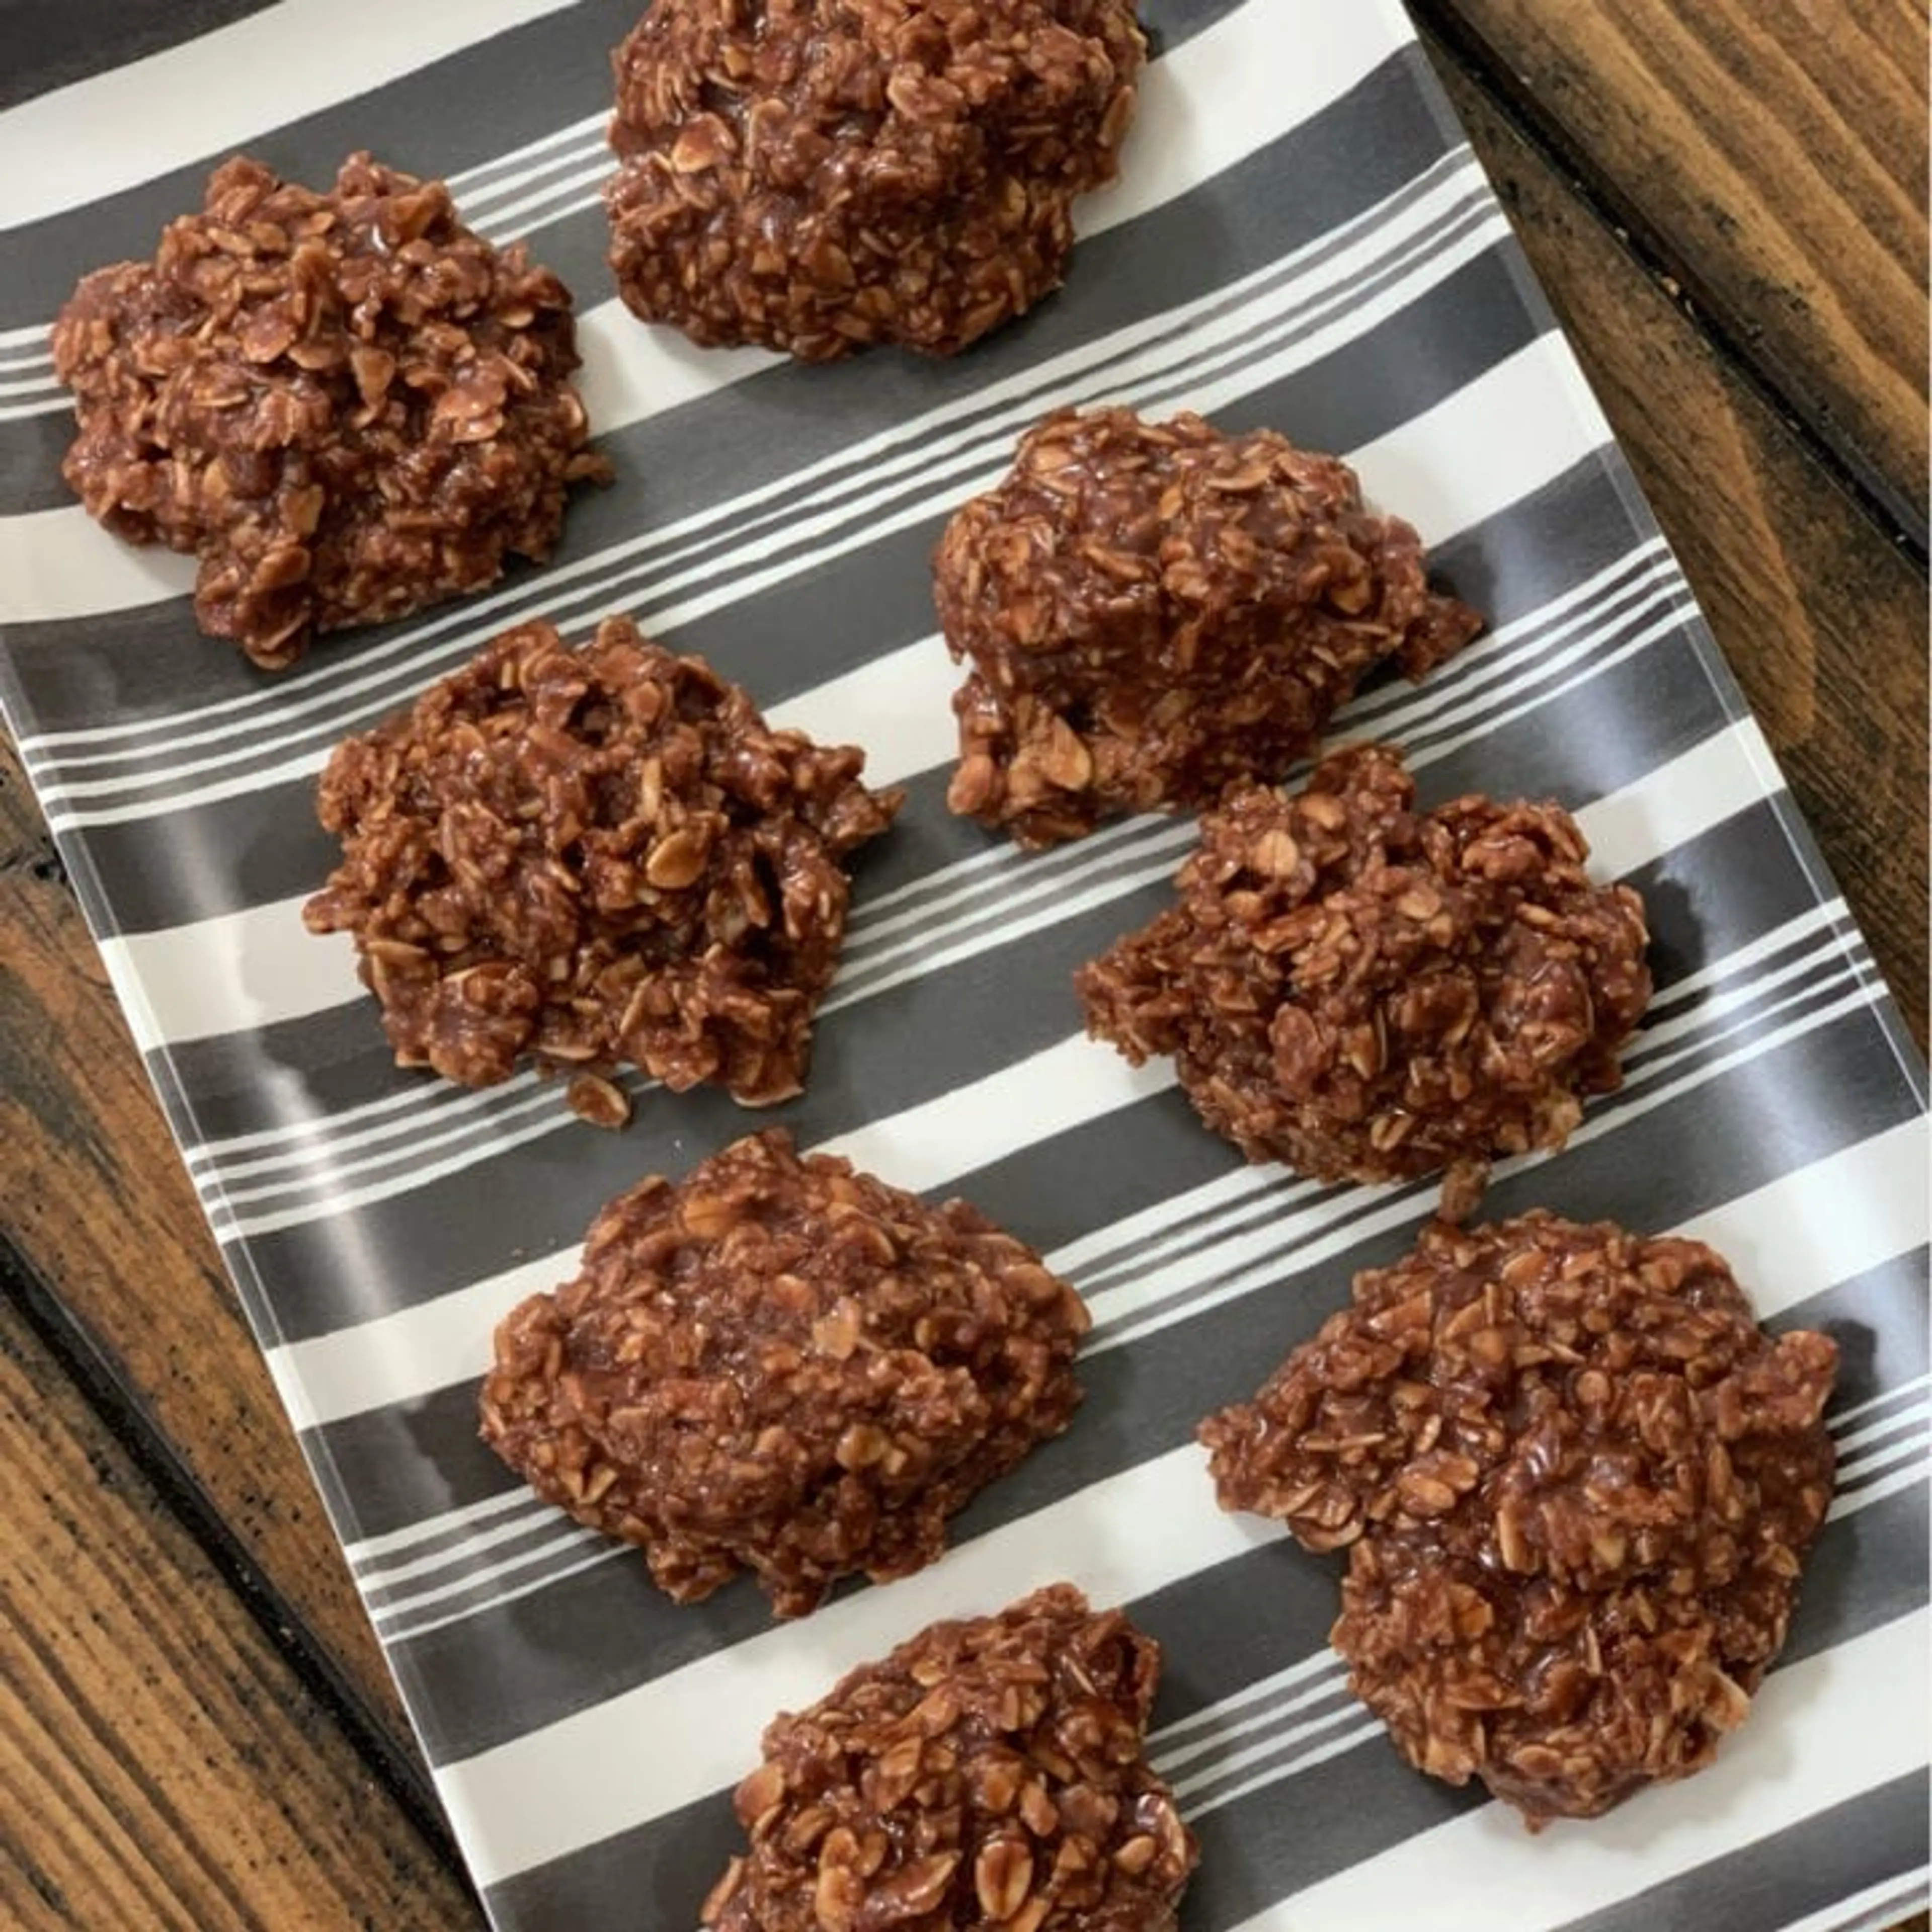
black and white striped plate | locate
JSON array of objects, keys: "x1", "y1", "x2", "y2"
[{"x1": 1, "y1": 3, "x2": 1925, "y2": 1926}]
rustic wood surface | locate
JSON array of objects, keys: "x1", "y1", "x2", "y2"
[
  {"x1": 1414, "y1": 0, "x2": 1931, "y2": 540},
  {"x1": 0, "y1": 5, "x2": 1924, "y2": 1927},
  {"x1": 0, "y1": 1294, "x2": 475, "y2": 1929}
]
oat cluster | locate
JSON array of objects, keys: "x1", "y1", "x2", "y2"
[
  {"x1": 938, "y1": 407, "x2": 1483, "y2": 846},
  {"x1": 702, "y1": 1584, "x2": 1197, "y2": 1929},
  {"x1": 52, "y1": 154, "x2": 606, "y2": 668},
  {"x1": 1077, "y1": 742, "x2": 1652, "y2": 1211},
  {"x1": 1201, "y1": 1212, "x2": 1838, "y2": 1825},
  {"x1": 303, "y1": 616, "x2": 900, "y2": 1115},
  {"x1": 606, "y1": 0, "x2": 1146, "y2": 360},
  {"x1": 479, "y1": 1130, "x2": 1090, "y2": 1616}
]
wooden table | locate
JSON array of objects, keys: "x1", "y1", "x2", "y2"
[{"x1": 1, "y1": 6, "x2": 1925, "y2": 1927}]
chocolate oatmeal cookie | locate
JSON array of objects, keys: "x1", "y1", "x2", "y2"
[
  {"x1": 479, "y1": 1131, "x2": 1090, "y2": 1616},
  {"x1": 303, "y1": 616, "x2": 899, "y2": 1116},
  {"x1": 938, "y1": 407, "x2": 1482, "y2": 846},
  {"x1": 51, "y1": 153, "x2": 607, "y2": 668},
  {"x1": 605, "y1": 0, "x2": 1145, "y2": 360},
  {"x1": 1200, "y1": 1213, "x2": 1838, "y2": 1825},
  {"x1": 701, "y1": 1584, "x2": 1197, "y2": 1927},
  {"x1": 1076, "y1": 743, "x2": 1650, "y2": 1212}
]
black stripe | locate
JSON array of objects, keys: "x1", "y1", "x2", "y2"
[
  {"x1": 1787, "y1": 1246, "x2": 1931, "y2": 1439},
  {"x1": 306, "y1": 951, "x2": 1905, "y2": 1563},
  {"x1": 475, "y1": 1489, "x2": 1928, "y2": 1931},
  {"x1": 33, "y1": 214, "x2": 1532, "y2": 808},
  {"x1": 0, "y1": 407, "x2": 73, "y2": 516},
  {"x1": 0, "y1": 0, "x2": 1256, "y2": 510},
  {"x1": 1559, "y1": 1770, "x2": 1928, "y2": 1932},
  {"x1": 0, "y1": 0, "x2": 638, "y2": 325},
  {"x1": 5, "y1": 53, "x2": 1467, "y2": 748},
  {"x1": 0, "y1": 0, "x2": 281, "y2": 112},
  {"x1": 329, "y1": 1007, "x2": 1919, "y2": 1762},
  {"x1": 33, "y1": 420, "x2": 1636, "y2": 946},
  {"x1": 161, "y1": 743, "x2": 1861, "y2": 1350},
  {"x1": 125, "y1": 490, "x2": 1692, "y2": 1180}
]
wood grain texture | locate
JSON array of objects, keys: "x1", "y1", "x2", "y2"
[
  {"x1": 0, "y1": 1294, "x2": 478, "y2": 1929},
  {"x1": 1431, "y1": 44, "x2": 1929, "y2": 1049},
  {"x1": 1423, "y1": 0, "x2": 1930, "y2": 538},
  {"x1": 0, "y1": 756, "x2": 425, "y2": 1769}
]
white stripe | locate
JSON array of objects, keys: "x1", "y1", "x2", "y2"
[
  {"x1": 1166, "y1": 1699, "x2": 1366, "y2": 1804},
  {"x1": 1158, "y1": 1668, "x2": 1353, "y2": 1780},
  {"x1": 769, "y1": 636, "x2": 961, "y2": 792},
  {"x1": 383, "y1": 1542, "x2": 630, "y2": 1644},
  {"x1": 24, "y1": 166, "x2": 1505, "y2": 797},
  {"x1": 264, "y1": 932, "x2": 1915, "y2": 1459},
  {"x1": 469, "y1": 164, "x2": 613, "y2": 245},
  {"x1": 1221, "y1": 1608, "x2": 1930, "y2": 1932},
  {"x1": 1149, "y1": 1647, "x2": 1344, "y2": 1754},
  {"x1": 0, "y1": 504, "x2": 199, "y2": 620},
  {"x1": 1675, "y1": 1114, "x2": 1929, "y2": 1320},
  {"x1": 368, "y1": 1522, "x2": 603, "y2": 1622},
  {"x1": 445, "y1": 112, "x2": 607, "y2": 200},
  {"x1": 1342, "y1": 542, "x2": 1677, "y2": 735},
  {"x1": 0, "y1": 0, "x2": 1399, "y2": 640},
  {"x1": 1640, "y1": 899, "x2": 1853, "y2": 1020},
  {"x1": 324, "y1": 1114, "x2": 1923, "y2": 1612},
  {"x1": 1566, "y1": 713, "x2": 1770, "y2": 879},
  {"x1": 456, "y1": 136, "x2": 606, "y2": 220},
  {"x1": 91, "y1": 314, "x2": 1590, "y2": 1053},
  {"x1": 435, "y1": 1441, "x2": 1278, "y2": 1885},
  {"x1": 1825, "y1": 1399, "x2": 1930, "y2": 1462},
  {"x1": 264, "y1": 1250, "x2": 566, "y2": 1435},
  {"x1": 345, "y1": 1484, "x2": 543, "y2": 1565},
  {"x1": 1181, "y1": 1717, "x2": 1385, "y2": 1821},
  {"x1": 839, "y1": 806, "x2": 1181, "y2": 962},
  {"x1": 1833, "y1": 1372, "x2": 1932, "y2": 1431},
  {"x1": 1058, "y1": 1165, "x2": 1296, "y2": 1290},
  {"x1": 1827, "y1": 1458, "x2": 1928, "y2": 1521},
  {"x1": 0, "y1": 0, "x2": 584, "y2": 232},
  {"x1": 1831, "y1": 1415, "x2": 1929, "y2": 1494},
  {"x1": 1776, "y1": 1869, "x2": 1931, "y2": 1932},
  {"x1": 357, "y1": 1500, "x2": 599, "y2": 1587},
  {"x1": 191, "y1": 536, "x2": 1679, "y2": 1202},
  {"x1": 199, "y1": 716, "x2": 1831, "y2": 1248},
  {"x1": 0, "y1": 320, "x2": 59, "y2": 354}
]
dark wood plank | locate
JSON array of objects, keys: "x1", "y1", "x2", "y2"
[
  {"x1": 0, "y1": 1292, "x2": 479, "y2": 1929},
  {"x1": 1430, "y1": 38, "x2": 1928, "y2": 1050},
  {"x1": 0, "y1": 765, "x2": 426, "y2": 1764},
  {"x1": 1419, "y1": 0, "x2": 1930, "y2": 542}
]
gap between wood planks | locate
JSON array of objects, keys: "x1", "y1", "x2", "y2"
[
  {"x1": 0, "y1": 1231, "x2": 475, "y2": 1906},
  {"x1": 1409, "y1": 1, "x2": 1930, "y2": 569}
]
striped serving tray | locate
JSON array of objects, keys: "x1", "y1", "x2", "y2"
[{"x1": 1, "y1": 3, "x2": 1925, "y2": 1926}]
